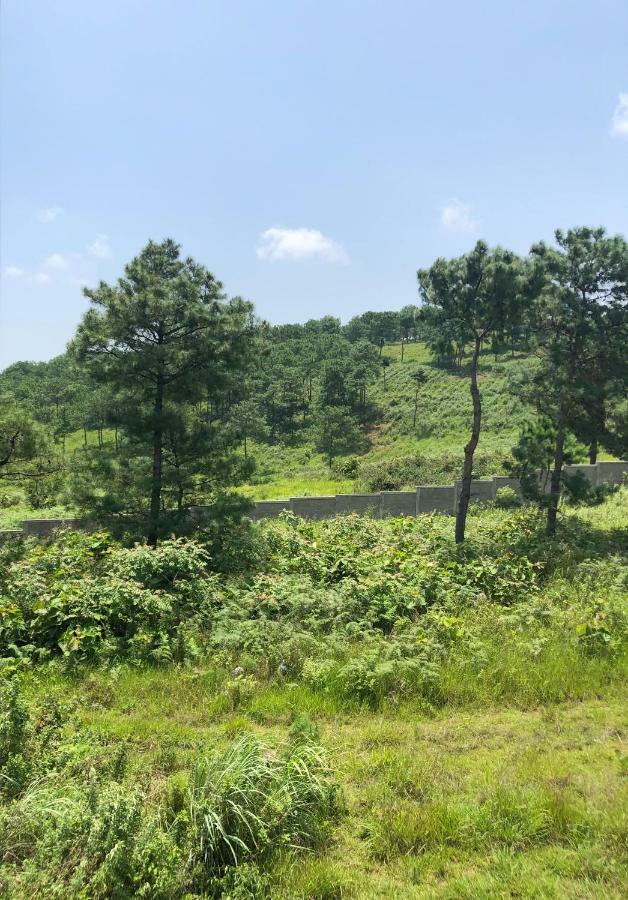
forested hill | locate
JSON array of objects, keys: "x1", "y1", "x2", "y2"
[{"x1": 0, "y1": 306, "x2": 546, "y2": 507}]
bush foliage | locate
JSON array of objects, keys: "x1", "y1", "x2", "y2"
[{"x1": 0, "y1": 489, "x2": 627, "y2": 894}]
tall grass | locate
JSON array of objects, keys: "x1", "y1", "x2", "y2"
[
  {"x1": 188, "y1": 735, "x2": 334, "y2": 875},
  {"x1": 0, "y1": 692, "x2": 338, "y2": 898}
]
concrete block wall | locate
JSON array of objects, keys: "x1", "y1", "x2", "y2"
[
  {"x1": 562, "y1": 464, "x2": 599, "y2": 485},
  {"x1": 0, "y1": 529, "x2": 24, "y2": 541},
  {"x1": 5, "y1": 461, "x2": 627, "y2": 537},
  {"x1": 597, "y1": 461, "x2": 628, "y2": 486},
  {"x1": 454, "y1": 479, "x2": 496, "y2": 508},
  {"x1": 335, "y1": 493, "x2": 381, "y2": 516},
  {"x1": 290, "y1": 496, "x2": 337, "y2": 520},
  {"x1": 381, "y1": 491, "x2": 416, "y2": 517},
  {"x1": 493, "y1": 476, "x2": 525, "y2": 500},
  {"x1": 22, "y1": 518, "x2": 84, "y2": 537},
  {"x1": 248, "y1": 500, "x2": 292, "y2": 521},
  {"x1": 417, "y1": 485, "x2": 455, "y2": 514}
]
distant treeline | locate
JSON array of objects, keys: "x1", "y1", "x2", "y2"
[{"x1": 0, "y1": 306, "x2": 428, "y2": 448}]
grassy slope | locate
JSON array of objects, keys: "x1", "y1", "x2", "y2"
[
  {"x1": 13, "y1": 493, "x2": 628, "y2": 898},
  {"x1": 242, "y1": 341, "x2": 615, "y2": 500},
  {"x1": 24, "y1": 674, "x2": 627, "y2": 898},
  {"x1": 238, "y1": 342, "x2": 532, "y2": 500}
]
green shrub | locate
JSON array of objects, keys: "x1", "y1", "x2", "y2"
[
  {"x1": 576, "y1": 595, "x2": 628, "y2": 658},
  {"x1": 110, "y1": 538, "x2": 211, "y2": 588},
  {"x1": 563, "y1": 472, "x2": 620, "y2": 508},
  {"x1": 24, "y1": 470, "x2": 64, "y2": 510},
  {"x1": 0, "y1": 535, "x2": 221, "y2": 665},
  {"x1": 0, "y1": 678, "x2": 67, "y2": 799},
  {"x1": 495, "y1": 486, "x2": 521, "y2": 509},
  {"x1": 358, "y1": 450, "x2": 511, "y2": 491},
  {"x1": 0, "y1": 678, "x2": 30, "y2": 797},
  {"x1": 331, "y1": 456, "x2": 360, "y2": 478},
  {"x1": 302, "y1": 639, "x2": 441, "y2": 707},
  {"x1": 0, "y1": 492, "x2": 20, "y2": 509}
]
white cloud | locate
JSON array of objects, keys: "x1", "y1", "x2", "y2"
[
  {"x1": 440, "y1": 199, "x2": 480, "y2": 233},
  {"x1": 611, "y1": 93, "x2": 628, "y2": 138},
  {"x1": 45, "y1": 252, "x2": 69, "y2": 270},
  {"x1": 256, "y1": 227, "x2": 348, "y2": 263},
  {"x1": 36, "y1": 207, "x2": 63, "y2": 223},
  {"x1": 32, "y1": 272, "x2": 52, "y2": 285},
  {"x1": 3, "y1": 265, "x2": 24, "y2": 278},
  {"x1": 88, "y1": 234, "x2": 111, "y2": 258}
]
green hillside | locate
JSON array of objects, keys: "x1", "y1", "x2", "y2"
[
  {"x1": 0, "y1": 338, "x2": 613, "y2": 527},
  {"x1": 2, "y1": 239, "x2": 627, "y2": 898},
  {"x1": 242, "y1": 342, "x2": 540, "y2": 500}
]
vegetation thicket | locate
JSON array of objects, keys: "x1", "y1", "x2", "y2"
[{"x1": 0, "y1": 489, "x2": 627, "y2": 896}]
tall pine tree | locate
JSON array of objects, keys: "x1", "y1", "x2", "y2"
[{"x1": 71, "y1": 239, "x2": 257, "y2": 544}]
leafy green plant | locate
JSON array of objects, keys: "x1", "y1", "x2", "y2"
[
  {"x1": 576, "y1": 597, "x2": 627, "y2": 658},
  {"x1": 495, "y1": 486, "x2": 521, "y2": 509},
  {"x1": 0, "y1": 534, "x2": 220, "y2": 664}
]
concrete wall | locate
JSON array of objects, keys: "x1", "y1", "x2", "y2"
[
  {"x1": 381, "y1": 491, "x2": 416, "y2": 517},
  {"x1": 335, "y1": 493, "x2": 382, "y2": 516},
  {"x1": 597, "y1": 461, "x2": 628, "y2": 486},
  {"x1": 9, "y1": 461, "x2": 628, "y2": 536},
  {"x1": 0, "y1": 529, "x2": 24, "y2": 541},
  {"x1": 22, "y1": 518, "x2": 84, "y2": 537},
  {"x1": 493, "y1": 476, "x2": 525, "y2": 500},
  {"x1": 563, "y1": 464, "x2": 598, "y2": 486},
  {"x1": 454, "y1": 479, "x2": 496, "y2": 507},
  {"x1": 417, "y1": 485, "x2": 455, "y2": 514},
  {"x1": 248, "y1": 500, "x2": 292, "y2": 521},
  {"x1": 290, "y1": 496, "x2": 337, "y2": 520}
]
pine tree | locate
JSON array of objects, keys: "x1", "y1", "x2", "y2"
[
  {"x1": 71, "y1": 239, "x2": 257, "y2": 544},
  {"x1": 529, "y1": 227, "x2": 628, "y2": 535},
  {"x1": 418, "y1": 241, "x2": 527, "y2": 542}
]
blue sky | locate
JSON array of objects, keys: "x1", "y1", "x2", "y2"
[{"x1": 1, "y1": 0, "x2": 627, "y2": 368}]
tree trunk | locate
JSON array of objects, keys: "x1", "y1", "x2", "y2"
[
  {"x1": 148, "y1": 379, "x2": 164, "y2": 547},
  {"x1": 455, "y1": 335, "x2": 482, "y2": 544},
  {"x1": 401, "y1": 339, "x2": 405, "y2": 361},
  {"x1": 83, "y1": 426, "x2": 88, "y2": 447},
  {"x1": 588, "y1": 440, "x2": 597, "y2": 466},
  {"x1": 546, "y1": 426, "x2": 565, "y2": 536},
  {"x1": 243, "y1": 434, "x2": 248, "y2": 459}
]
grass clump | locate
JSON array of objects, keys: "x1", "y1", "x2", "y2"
[
  {"x1": 189, "y1": 735, "x2": 336, "y2": 875},
  {"x1": 0, "y1": 681, "x2": 338, "y2": 898}
]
